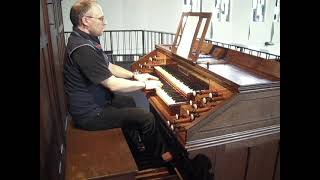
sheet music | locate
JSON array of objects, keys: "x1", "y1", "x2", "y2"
[{"x1": 177, "y1": 16, "x2": 199, "y2": 59}]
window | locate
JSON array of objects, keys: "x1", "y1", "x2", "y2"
[
  {"x1": 273, "y1": 0, "x2": 280, "y2": 22},
  {"x1": 183, "y1": 0, "x2": 192, "y2": 12},
  {"x1": 213, "y1": 0, "x2": 231, "y2": 22},
  {"x1": 183, "y1": 0, "x2": 201, "y2": 12},
  {"x1": 252, "y1": 0, "x2": 266, "y2": 22}
]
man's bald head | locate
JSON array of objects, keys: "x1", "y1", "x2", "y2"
[{"x1": 70, "y1": 0, "x2": 99, "y2": 27}]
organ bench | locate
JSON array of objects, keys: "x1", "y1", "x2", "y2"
[{"x1": 65, "y1": 120, "x2": 138, "y2": 180}]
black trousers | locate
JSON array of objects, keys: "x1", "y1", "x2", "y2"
[{"x1": 76, "y1": 94, "x2": 167, "y2": 157}]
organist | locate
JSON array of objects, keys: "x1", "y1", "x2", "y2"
[{"x1": 64, "y1": 0, "x2": 172, "y2": 163}]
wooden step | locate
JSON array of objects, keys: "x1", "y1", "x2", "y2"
[{"x1": 136, "y1": 167, "x2": 179, "y2": 180}]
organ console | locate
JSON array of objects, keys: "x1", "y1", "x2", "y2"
[{"x1": 131, "y1": 12, "x2": 280, "y2": 180}]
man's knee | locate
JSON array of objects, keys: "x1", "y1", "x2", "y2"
[
  {"x1": 146, "y1": 112, "x2": 155, "y2": 121},
  {"x1": 140, "y1": 112, "x2": 156, "y2": 134},
  {"x1": 140, "y1": 111, "x2": 155, "y2": 124},
  {"x1": 127, "y1": 97, "x2": 136, "y2": 107},
  {"x1": 114, "y1": 94, "x2": 136, "y2": 108}
]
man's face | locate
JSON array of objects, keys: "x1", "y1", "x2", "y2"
[{"x1": 84, "y1": 4, "x2": 106, "y2": 36}]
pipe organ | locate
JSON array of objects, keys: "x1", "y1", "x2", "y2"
[{"x1": 131, "y1": 12, "x2": 280, "y2": 180}]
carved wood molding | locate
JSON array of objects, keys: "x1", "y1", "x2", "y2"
[{"x1": 186, "y1": 124, "x2": 280, "y2": 151}]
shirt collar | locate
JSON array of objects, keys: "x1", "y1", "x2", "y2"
[{"x1": 73, "y1": 27, "x2": 101, "y2": 44}]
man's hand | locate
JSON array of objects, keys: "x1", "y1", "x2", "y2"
[
  {"x1": 144, "y1": 80, "x2": 163, "y2": 90},
  {"x1": 134, "y1": 73, "x2": 159, "y2": 82}
]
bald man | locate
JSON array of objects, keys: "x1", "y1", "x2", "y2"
[{"x1": 64, "y1": 0, "x2": 172, "y2": 162}]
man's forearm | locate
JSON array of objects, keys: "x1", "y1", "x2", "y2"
[
  {"x1": 108, "y1": 63, "x2": 134, "y2": 79},
  {"x1": 101, "y1": 76, "x2": 145, "y2": 93}
]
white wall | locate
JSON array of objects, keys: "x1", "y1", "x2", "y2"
[
  {"x1": 231, "y1": 0, "x2": 251, "y2": 45},
  {"x1": 62, "y1": 0, "x2": 125, "y2": 31},
  {"x1": 62, "y1": 0, "x2": 182, "y2": 32},
  {"x1": 61, "y1": 0, "x2": 76, "y2": 32},
  {"x1": 210, "y1": 0, "x2": 280, "y2": 55},
  {"x1": 100, "y1": 0, "x2": 124, "y2": 30},
  {"x1": 61, "y1": 0, "x2": 279, "y2": 55},
  {"x1": 143, "y1": 0, "x2": 183, "y2": 32},
  {"x1": 121, "y1": 0, "x2": 147, "y2": 30},
  {"x1": 209, "y1": 0, "x2": 233, "y2": 43}
]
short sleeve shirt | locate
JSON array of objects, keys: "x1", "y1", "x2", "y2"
[
  {"x1": 64, "y1": 28, "x2": 113, "y2": 123},
  {"x1": 72, "y1": 46, "x2": 112, "y2": 84}
]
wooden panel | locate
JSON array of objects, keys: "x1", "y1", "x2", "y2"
[
  {"x1": 49, "y1": 26, "x2": 67, "y2": 129},
  {"x1": 56, "y1": 1, "x2": 64, "y2": 29},
  {"x1": 47, "y1": 3, "x2": 55, "y2": 25},
  {"x1": 41, "y1": 1, "x2": 58, "y2": 178},
  {"x1": 273, "y1": 149, "x2": 280, "y2": 180},
  {"x1": 40, "y1": 47, "x2": 53, "y2": 180},
  {"x1": 57, "y1": 31, "x2": 67, "y2": 103},
  {"x1": 41, "y1": 45, "x2": 64, "y2": 180},
  {"x1": 43, "y1": 38, "x2": 64, "y2": 151},
  {"x1": 47, "y1": 0, "x2": 67, "y2": 133},
  {"x1": 189, "y1": 147, "x2": 216, "y2": 175},
  {"x1": 65, "y1": 127, "x2": 138, "y2": 180},
  {"x1": 224, "y1": 49, "x2": 280, "y2": 79},
  {"x1": 136, "y1": 167, "x2": 176, "y2": 180},
  {"x1": 186, "y1": 133, "x2": 280, "y2": 180},
  {"x1": 245, "y1": 140, "x2": 279, "y2": 180},
  {"x1": 41, "y1": 41, "x2": 62, "y2": 180},
  {"x1": 193, "y1": 39, "x2": 213, "y2": 54},
  {"x1": 214, "y1": 145, "x2": 248, "y2": 180},
  {"x1": 46, "y1": 0, "x2": 67, "y2": 144},
  {"x1": 40, "y1": 0, "x2": 68, "y2": 179}
]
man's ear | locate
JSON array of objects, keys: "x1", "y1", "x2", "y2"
[{"x1": 81, "y1": 16, "x2": 89, "y2": 26}]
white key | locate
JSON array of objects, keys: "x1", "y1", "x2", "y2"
[
  {"x1": 193, "y1": 104, "x2": 198, "y2": 109},
  {"x1": 190, "y1": 114, "x2": 195, "y2": 120},
  {"x1": 154, "y1": 66, "x2": 193, "y2": 94},
  {"x1": 155, "y1": 88, "x2": 175, "y2": 105},
  {"x1": 186, "y1": 110, "x2": 190, "y2": 116},
  {"x1": 167, "y1": 120, "x2": 170, "y2": 126},
  {"x1": 202, "y1": 97, "x2": 207, "y2": 104}
]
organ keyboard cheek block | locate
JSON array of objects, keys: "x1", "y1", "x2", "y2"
[{"x1": 131, "y1": 12, "x2": 280, "y2": 179}]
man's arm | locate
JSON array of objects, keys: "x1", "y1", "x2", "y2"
[
  {"x1": 101, "y1": 76, "x2": 163, "y2": 93},
  {"x1": 108, "y1": 63, "x2": 159, "y2": 81},
  {"x1": 101, "y1": 75, "x2": 145, "y2": 93},
  {"x1": 72, "y1": 46, "x2": 161, "y2": 92},
  {"x1": 108, "y1": 63, "x2": 134, "y2": 79}
]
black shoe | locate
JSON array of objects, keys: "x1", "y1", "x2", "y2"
[{"x1": 137, "y1": 142, "x2": 146, "y2": 152}]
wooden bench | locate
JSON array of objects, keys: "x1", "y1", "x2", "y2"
[{"x1": 65, "y1": 120, "x2": 138, "y2": 180}]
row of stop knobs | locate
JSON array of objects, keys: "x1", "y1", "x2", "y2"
[
  {"x1": 187, "y1": 91, "x2": 220, "y2": 119},
  {"x1": 138, "y1": 56, "x2": 158, "y2": 68},
  {"x1": 167, "y1": 92, "x2": 220, "y2": 131}
]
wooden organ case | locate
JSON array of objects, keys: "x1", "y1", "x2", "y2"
[{"x1": 132, "y1": 12, "x2": 280, "y2": 180}]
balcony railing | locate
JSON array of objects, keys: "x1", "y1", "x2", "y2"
[
  {"x1": 64, "y1": 30, "x2": 280, "y2": 62},
  {"x1": 205, "y1": 40, "x2": 280, "y2": 61},
  {"x1": 64, "y1": 30, "x2": 175, "y2": 62}
]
